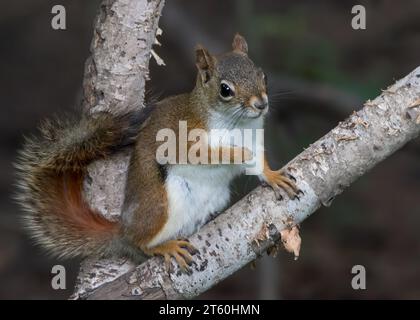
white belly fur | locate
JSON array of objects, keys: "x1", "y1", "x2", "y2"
[{"x1": 147, "y1": 164, "x2": 240, "y2": 247}]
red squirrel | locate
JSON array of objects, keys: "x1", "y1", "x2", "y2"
[{"x1": 16, "y1": 34, "x2": 299, "y2": 272}]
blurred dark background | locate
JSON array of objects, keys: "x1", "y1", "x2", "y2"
[{"x1": 1, "y1": 0, "x2": 420, "y2": 299}]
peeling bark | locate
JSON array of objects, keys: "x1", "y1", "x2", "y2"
[
  {"x1": 73, "y1": 63, "x2": 420, "y2": 298},
  {"x1": 280, "y1": 226, "x2": 301, "y2": 260},
  {"x1": 82, "y1": 0, "x2": 165, "y2": 113}
]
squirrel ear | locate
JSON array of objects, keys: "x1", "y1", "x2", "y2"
[
  {"x1": 195, "y1": 45, "x2": 214, "y2": 84},
  {"x1": 232, "y1": 33, "x2": 248, "y2": 55}
]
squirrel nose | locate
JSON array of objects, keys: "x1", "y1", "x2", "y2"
[
  {"x1": 249, "y1": 96, "x2": 268, "y2": 110},
  {"x1": 254, "y1": 101, "x2": 267, "y2": 110}
]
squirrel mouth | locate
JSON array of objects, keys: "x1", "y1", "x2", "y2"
[{"x1": 229, "y1": 103, "x2": 267, "y2": 122}]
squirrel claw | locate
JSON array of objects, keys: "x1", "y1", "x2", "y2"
[
  {"x1": 180, "y1": 238, "x2": 200, "y2": 255},
  {"x1": 285, "y1": 172, "x2": 297, "y2": 182},
  {"x1": 271, "y1": 184, "x2": 284, "y2": 201}
]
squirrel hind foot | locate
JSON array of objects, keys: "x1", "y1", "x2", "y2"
[{"x1": 143, "y1": 239, "x2": 198, "y2": 274}]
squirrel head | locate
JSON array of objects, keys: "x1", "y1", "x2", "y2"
[{"x1": 193, "y1": 34, "x2": 268, "y2": 123}]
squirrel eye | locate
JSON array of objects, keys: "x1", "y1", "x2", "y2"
[{"x1": 220, "y1": 81, "x2": 234, "y2": 100}]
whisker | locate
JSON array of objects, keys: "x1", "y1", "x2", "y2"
[
  {"x1": 231, "y1": 107, "x2": 247, "y2": 130},
  {"x1": 222, "y1": 107, "x2": 246, "y2": 143},
  {"x1": 228, "y1": 107, "x2": 243, "y2": 128},
  {"x1": 210, "y1": 106, "x2": 244, "y2": 145},
  {"x1": 268, "y1": 89, "x2": 296, "y2": 96}
]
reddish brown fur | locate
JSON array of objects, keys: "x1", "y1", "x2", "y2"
[
  {"x1": 55, "y1": 172, "x2": 118, "y2": 235},
  {"x1": 43, "y1": 170, "x2": 119, "y2": 254}
]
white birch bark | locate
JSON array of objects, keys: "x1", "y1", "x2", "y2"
[{"x1": 70, "y1": 0, "x2": 165, "y2": 297}]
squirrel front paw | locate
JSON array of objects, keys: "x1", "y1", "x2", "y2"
[
  {"x1": 262, "y1": 169, "x2": 302, "y2": 200},
  {"x1": 143, "y1": 239, "x2": 198, "y2": 273}
]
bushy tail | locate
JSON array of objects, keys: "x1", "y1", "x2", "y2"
[{"x1": 15, "y1": 110, "x2": 144, "y2": 259}]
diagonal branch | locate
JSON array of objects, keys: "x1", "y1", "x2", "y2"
[{"x1": 73, "y1": 64, "x2": 420, "y2": 299}]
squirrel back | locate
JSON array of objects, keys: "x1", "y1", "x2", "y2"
[{"x1": 15, "y1": 110, "x2": 146, "y2": 258}]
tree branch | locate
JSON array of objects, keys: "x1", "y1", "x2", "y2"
[
  {"x1": 81, "y1": 0, "x2": 165, "y2": 229},
  {"x1": 73, "y1": 64, "x2": 420, "y2": 299}
]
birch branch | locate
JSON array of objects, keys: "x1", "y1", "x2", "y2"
[
  {"x1": 81, "y1": 0, "x2": 165, "y2": 229},
  {"x1": 73, "y1": 65, "x2": 420, "y2": 299},
  {"x1": 70, "y1": 0, "x2": 165, "y2": 297}
]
